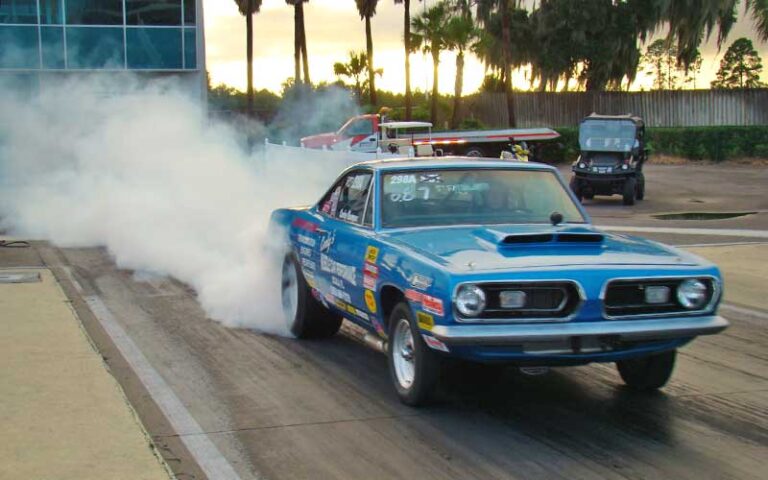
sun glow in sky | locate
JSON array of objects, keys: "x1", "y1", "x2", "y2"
[{"x1": 203, "y1": 0, "x2": 768, "y2": 94}]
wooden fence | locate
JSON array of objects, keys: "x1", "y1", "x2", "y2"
[{"x1": 462, "y1": 89, "x2": 768, "y2": 128}]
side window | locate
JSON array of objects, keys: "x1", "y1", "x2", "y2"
[
  {"x1": 346, "y1": 119, "x2": 374, "y2": 137},
  {"x1": 363, "y1": 183, "x2": 374, "y2": 227},
  {"x1": 318, "y1": 171, "x2": 373, "y2": 225}
]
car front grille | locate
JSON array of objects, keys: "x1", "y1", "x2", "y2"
[
  {"x1": 604, "y1": 277, "x2": 716, "y2": 317},
  {"x1": 473, "y1": 281, "x2": 582, "y2": 321}
]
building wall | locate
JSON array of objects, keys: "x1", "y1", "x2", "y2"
[{"x1": 0, "y1": 0, "x2": 205, "y2": 99}]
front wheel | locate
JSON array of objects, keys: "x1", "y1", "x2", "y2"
[
  {"x1": 464, "y1": 146, "x2": 485, "y2": 158},
  {"x1": 387, "y1": 303, "x2": 441, "y2": 406},
  {"x1": 622, "y1": 177, "x2": 637, "y2": 206},
  {"x1": 636, "y1": 172, "x2": 645, "y2": 200},
  {"x1": 569, "y1": 176, "x2": 584, "y2": 202},
  {"x1": 281, "y1": 256, "x2": 342, "y2": 339},
  {"x1": 616, "y1": 350, "x2": 676, "y2": 391}
]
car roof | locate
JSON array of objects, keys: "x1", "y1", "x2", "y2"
[
  {"x1": 351, "y1": 156, "x2": 558, "y2": 172},
  {"x1": 582, "y1": 113, "x2": 644, "y2": 126}
]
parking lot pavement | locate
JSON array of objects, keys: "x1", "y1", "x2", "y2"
[{"x1": 0, "y1": 263, "x2": 170, "y2": 480}]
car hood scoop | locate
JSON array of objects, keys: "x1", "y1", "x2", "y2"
[{"x1": 475, "y1": 228, "x2": 605, "y2": 246}]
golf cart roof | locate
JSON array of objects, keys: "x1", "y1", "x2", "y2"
[
  {"x1": 380, "y1": 121, "x2": 433, "y2": 129},
  {"x1": 582, "y1": 113, "x2": 644, "y2": 127}
]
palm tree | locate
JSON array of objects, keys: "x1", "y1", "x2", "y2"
[
  {"x1": 334, "y1": 51, "x2": 369, "y2": 99},
  {"x1": 233, "y1": 0, "x2": 263, "y2": 116},
  {"x1": 411, "y1": 3, "x2": 449, "y2": 125},
  {"x1": 444, "y1": 11, "x2": 477, "y2": 129},
  {"x1": 394, "y1": 0, "x2": 421, "y2": 120},
  {"x1": 286, "y1": 1, "x2": 311, "y2": 84},
  {"x1": 355, "y1": 0, "x2": 380, "y2": 106},
  {"x1": 747, "y1": 0, "x2": 768, "y2": 42},
  {"x1": 476, "y1": 0, "x2": 517, "y2": 126}
]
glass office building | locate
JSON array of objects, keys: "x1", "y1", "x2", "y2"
[{"x1": 0, "y1": 0, "x2": 205, "y2": 97}]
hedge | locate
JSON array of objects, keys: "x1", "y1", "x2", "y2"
[{"x1": 548, "y1": 125, "x2": 768, "y2": 163}]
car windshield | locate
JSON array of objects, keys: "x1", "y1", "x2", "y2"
[
  {"x1": 380, "y1": 168, "x2": 586, "y2": 228},
  {"x1": 579, "y1": 120, "x2": 637, "y2": 153}
]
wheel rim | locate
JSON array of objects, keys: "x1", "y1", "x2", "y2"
[
  {"x1": 281, "y1": 261, "x2": 299, "y2": 328},
  {"x1": 392, "y1": 318, "x2": 416, "y2": 389},
  {"x1": 466, "y1": 149, "x2": 482, "y2": 157}
]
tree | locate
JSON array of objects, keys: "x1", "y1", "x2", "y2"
[
  {"x1": 642, "y1": 39, "x2": 680, "y2": 90},
  {"x1": 475, "y1": 0, "x2": 526, "y2": 126},
  {"x1": 411, "y1": 2, "x2": 449, "y2": 125},
  {"x1": 747, "y1": 0, "x2": 768, "y2": 42},
  {"x1": 334, "y1": 51, "x2": 382, "y2": 100},
  {"x1": 285, "y1": 1, "x2": 311, "y2": 84},
  {"x1": 711, "y1": 37, "x2": 766, "y2": 89},
  {"x1": 444, "y1": 9, "x2": 478, "y2": 128},
  {"x1": 233, "y1": 0, "x2": 263, "y2": 116},
  {"x1": 394, "y1": 1, "x2": 422, "y2": 120},
  {"x1": 355, "y1": 0, "x2": 380, "y2": 106}
]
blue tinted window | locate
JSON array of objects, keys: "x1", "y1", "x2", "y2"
[
  {"x1": 184, "y1": 0, "x2": 196, "y2": 26},
  {"x1": 66, "y1": 27, "x2": 124, "y2": 69},
  {"x1": 0, "y1": 0, "x2": 37, "y2": 24},
  {"x1": 184, "y1": 28, "x2": 196, "y2": 69},
  {"x1": 40, "y1": 0, "x2": 64, "y2": 25},
  {"x1": 0, "y1": 26, "x2": 38, "y2": 68},
  {"x1": 126, "y1": 27, "x2": 182, "y2": 69},
  {"x1": 66, "y1": 0, "x2": 123, "y2": 25},
  {"x1": 41, "y1": 27, "x2": 65, "y2": 68},
  {"x1": 126, "y1": 1, "x2": 181, "y2": 26}
]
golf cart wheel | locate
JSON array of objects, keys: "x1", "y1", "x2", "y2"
[
  {"x1": 622, "y1": 177, "x2": 637, "y2": 206},
  {"x1": 281, "y1": 255, "x2": 342, "y2": 339},
  {"x1": 637, "y1": 172, "x2": 646, "y2": 200},
  {"x1": 569, "y1": 177, "x2": 584, "y2": 202},
  {"x1": 464, "y1": 146, "x2": 485, "y2": 157},
  {"x1": 387, "y1": 302, "x2": 441, "y2": 406},
  {"x1": 616, "y1": 350, "x2": 676, "y2": 391}
]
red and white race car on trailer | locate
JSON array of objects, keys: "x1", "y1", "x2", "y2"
[{"x1": 300, "y1": 114, "x2": 560, "y2": 158}]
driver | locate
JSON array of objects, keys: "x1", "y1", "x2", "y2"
[{"x1": 485, "y1": 180, "x2": 509, "y2": 211}]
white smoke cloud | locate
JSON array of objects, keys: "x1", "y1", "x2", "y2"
[{"x1": 0, "y1": 75, "x2": 359, "y2": 335}]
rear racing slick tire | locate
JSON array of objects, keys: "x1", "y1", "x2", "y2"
[
  {"x1": 622, "y1": 177, "x2": 637, "y2": 206},
  {"x1": 387, "y1": 302, "x2": 441, "y2": 406},
  {"x1": 616, "y1": 349, "x2": 676, "y2": 391},
  {"x1": 281, "y1": 255, "x2": 342, "y2": 339}
]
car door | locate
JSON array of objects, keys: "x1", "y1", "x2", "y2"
[
  {"x1": 332, "y1": 117, "x2": 378, "y2": 153},
  {"x1": 315, "y1": 169, "x2": 375, "y2": 326}
]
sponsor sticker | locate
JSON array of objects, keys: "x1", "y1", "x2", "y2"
[
  {"x1": 363, "y1": 262, "x2": 379, "y2": 278},
  {"x1": 301, "y1": 257, "x2": 316, "y2": 271},
  {"x1": 409, "y1": 273, "x2": 432, "y2": 290},
  {"x1": 422, "y1": 295, "x2": 444, "y2": 316},
  {"x1": 320, "y1": 254, "x2": 356, "y2": 286},
  {"x1": 422, "y1": 334, "x2": 449, "y2": 352},
  {"x1": 297, "y1": 234, "x2": 316, "y2": 247},
  {"x1": 292, "y1": 218, "x2": 318, "y2": 232},
  {"x1": 330, "y1": 285, "x2": 351, "y2": 303},
  {"x1": 364, "y1": 290, "x2": 378, "y2": 313},
  {"x1": 365, "y1": 245, "x2": 380, "y2": 264},
  {"x1": 363, "y1": 275, "x2": 376, "y2": 290},
  {"x1": 416, "y1": 311, "x2": 434, "y2": 331},
  {"x1": 405, "y1": 289, "x2": 424, "y2": 303}
]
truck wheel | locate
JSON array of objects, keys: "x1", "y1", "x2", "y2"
[
  {"x1": 464, "y1": 146, "x2": 485, "y2": 157},
  {"x1": 569, "y1": 177, "x2": 584, "y2": 202},
  {"x1": 281, "y1": 255, "x2": 342, "y2": 339},
  {"x1": 622, "y1": 177, "x2": 637, "y2": 206},
  {"x1": 387, "y1": 302, "x2": 441, "y2": 406},
  {"x1": 637, "y1": 172, "x2": 645, "y2": 200},
  {"x1": 616, "y1": 350, "x2": 676, "y2": 391}
]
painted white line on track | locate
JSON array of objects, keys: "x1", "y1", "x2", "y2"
[
  {"x1": 721, "y1": 303, "x2": 768, "y2": 321},
  {"x1": 84, "y1": 295, "x2": 246, "y2": 480},
  {"x1": 600, "y1": 226, "x2": 768, "y2": 239},
  {"x1": 675, "y1": 241, "x2": 768, "y2": 248}
]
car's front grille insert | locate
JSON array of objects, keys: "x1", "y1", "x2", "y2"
[
  {"x1": 604, "y1": 278, "x2": 716, "y2": 317},
  {"x1": 472, "y1": 281, "x2": 581, "y2": 320}
]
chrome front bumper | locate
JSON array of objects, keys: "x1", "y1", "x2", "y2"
[{"x1": 430, "y1": 316, "x2": 729, "y2": 346}]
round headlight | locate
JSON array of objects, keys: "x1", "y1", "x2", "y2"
[
  {"x1": 621, "y1": 164, "x2": 629, "y2": 170},
  {"x1": 677, "y1": 279, "x2": 708, "y2": 309},
  {"x1": 455, "y1": 284, "x2": 486, "y2": 317},
  {"x1": 579, "y1": 162, "x2": 586, "y2": 169}
]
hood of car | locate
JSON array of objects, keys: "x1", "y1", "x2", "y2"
[
  {"x1": 300, "y1": 132, "x2": 337, "y2": 148},
  {"x1": 381, "y1": 224, "x2": 701, "y2": 272}
]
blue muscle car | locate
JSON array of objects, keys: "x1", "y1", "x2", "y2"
[{"x1": 270, "y1": 158, "x2": 729, "y2": 406}]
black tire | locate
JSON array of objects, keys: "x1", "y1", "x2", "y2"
[
  {"x1": 387, "y1": 302, "x2": 441, "y2": 406},
  {"x1": 464, "y1": 146, "x2": 485, "y2": 157},
  {"x1": 616, "y1": 350, "x2": 676, "y2": 391},
  {"x1": 636, "y1": 172, "x2": 645, "y2": 200},
  {"x1": 584, "y1": 191, "x2": 595, "y2": 200},
  {"x1": 622, "y1": 177, "x2": 637, "y2": 206},
  {"x1": 569, "y1": 176, "x2": 584, "y2": 202},
  {"x1": 281, "y1": 255, "x2": 342, "y2": 339}
]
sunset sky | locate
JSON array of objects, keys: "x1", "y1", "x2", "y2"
[{"x1": 203, "y1": 0, "x2": 768, "y2": 94}]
